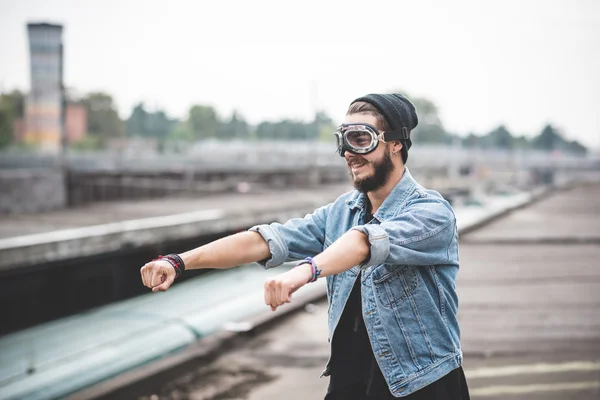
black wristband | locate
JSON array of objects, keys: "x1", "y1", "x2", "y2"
[
  {"x1": 153, "y1": 254, "x2": 185, "y2": 279},
  {"x1": 166, "y1": 254, "x2": 185, "y2": 278}
]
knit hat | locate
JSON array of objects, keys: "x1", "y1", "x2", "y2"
[{"x1": 351, "y1": 93, "x2": 418, "y2": 163}]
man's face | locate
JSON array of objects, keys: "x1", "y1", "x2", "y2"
[{"x1": 343, "y1": 113, "x2": 395, "y2": 193}]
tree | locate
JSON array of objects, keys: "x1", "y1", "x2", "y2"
[
  {"x1": 219, "y1": 111, "x2": 249, "y2": 140},
  {"x1": 397, "y1": 94, "x2": 452, "y2": 144},
  {"x1": 80, "y1": 92, "x2": 124, "y2": 144},
  {"x1": 163, "y1": 121, "x2": 195, "y2": 152},
  {"x1": 147, "y1": 110, "x2": 175, "y2": 141},
  {"x1": 168, "y1": 121, "x2": 194, "y2": 141},
  {"x1": 126, "y1": 103, "x2": 175, "y2": 140},
  {"x1": 486, "y1": 125, "x2": 514, "y2": 150},
  {"x1": 256, "y1": 121, "x2": 276, "y2": 139},
  {"x1": 255, "y1": 119, "x2": 316, "y2": 140},
  {"x1": 126, "y1": 103, "x2": 148, "y2": 137},
  {"x1": 529, "y1": 124, "x2": 588, "y2": 154},
  {"x1": 462, "y1": 132, "x2": 480, "y2": 149},
  {"x1": 0, "y1": 90, "x2": 25, "y2": 149},
  {"x1": 4, "y1": 90, "x2": 25, "y2": 119},
  {"x1": 307, "y1": 110, "x2": 332, "y2": 141},
  {"x1": 532, "y1": 124, "x2": 561, "y2": 151},
  {"x1": 565, "y1": 140, "x2": 587, "y2": 155},
  {"x1": 512, "y1": 135, "x2": 530, "y2": 150},
  {"x1": 188, "y1": 105, "x2": 219, "y2": 140},
  {"x1": 314, "y1": 110, "x2": 336, "y2": 142},
  {"x1": 0, "y1": 102, "x2": 12, "y2": 149}
]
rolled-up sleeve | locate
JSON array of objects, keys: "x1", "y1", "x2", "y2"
[
  {"x1": 249, "y1": 203, "x2": 331, "y2": 269},
  {"x1": 351, "y1": 198, "x2": 455, "y2": 268},
  {"x1": 248, "y1": 224, "x2": 289, "y2": 269}
]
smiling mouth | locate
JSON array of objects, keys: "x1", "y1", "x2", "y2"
[{"x1": 349, "y1": 162, "x2": 367, "y2": 170}]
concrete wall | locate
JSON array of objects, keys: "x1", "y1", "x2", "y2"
[{"x1": 0, "y1": 168, "x2": 66, "y2": 214}]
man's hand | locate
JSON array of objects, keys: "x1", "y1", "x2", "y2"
[
  {"x1": 140, "y1": 260, "x2": 176, "y2": 292},
  {"x1": 264, "y1": 264, "x2": 313, "y2": 311}
]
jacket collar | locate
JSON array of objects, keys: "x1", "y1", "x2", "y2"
[{"x1": 345, "y1": 167, "x2": 416, "y2": 221}]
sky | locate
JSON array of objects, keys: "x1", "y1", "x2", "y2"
[{"x1": 1, "y1": 0, "x2": 599, "y2": 148}]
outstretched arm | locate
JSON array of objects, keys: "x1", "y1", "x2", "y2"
[
  {"x1": 141, "y1": 231, "x2": 270, "y2": 292},
  {"x1": 181, "y1": 231, "x2": 271, "y2": 270},
  {"x1": 264, "y1": 229, "x2": 369, "y2": 310},
  {"x1": 141, "y1": 202, "x2": 332, "y2": 293}
]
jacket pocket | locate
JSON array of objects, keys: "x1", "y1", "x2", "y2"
[{"x1": 372, "y1": 264, "x2": 419, "y2": 309}]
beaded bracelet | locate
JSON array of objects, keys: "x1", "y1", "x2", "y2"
[
  {"x1": 295, "y1": 257, "x2": 322, "y2": 283},
  {"x1": 152, "y1": 253, "x2": 185, "y2": 279}
]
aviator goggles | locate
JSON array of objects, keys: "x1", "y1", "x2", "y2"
[{"x1": 333, "y1": 123, "x2": 410, "y2": 157}]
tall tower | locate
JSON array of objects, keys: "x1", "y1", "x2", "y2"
[{"x1": 25, "y1": 23, "x2": 64, "y2": 152}]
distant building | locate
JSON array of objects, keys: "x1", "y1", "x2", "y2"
[
  {"x1": 24, "y1": 23, "x2": 64, "y2": 152},
  {"x1": 65, "y1": 103, "x2": 87, "y2": 143}
]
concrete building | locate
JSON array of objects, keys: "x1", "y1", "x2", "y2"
[
  {"x1": 24, "y1": 22, "x2": 64, "y2": 152},
  {"x1": 14, "y1": 103, "x2": 85, "y2": 145}
]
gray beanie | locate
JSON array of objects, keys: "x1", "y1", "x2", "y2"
[{"x1": 351, "y1": 93, "x2": 418, "y2": 163}]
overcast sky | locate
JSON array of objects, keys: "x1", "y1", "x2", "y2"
[{"x1": 1, "y1": 0, "x2": 599, "y2": 148}]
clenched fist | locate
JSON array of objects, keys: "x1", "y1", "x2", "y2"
[
  {"x1": 140, "y1": 260, "x2": 176, "y2": 292},
  {"x1": 264, "y1": 263, "x2": 313, "y2": 311}
]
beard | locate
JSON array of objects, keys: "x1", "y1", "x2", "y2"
[{"x1": 348, "y1": 150, "x2": 394, "y2": 193}]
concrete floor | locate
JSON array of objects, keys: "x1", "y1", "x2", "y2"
[{"x1": 134, "y1": 184, "x2": 600, "y2": 400}]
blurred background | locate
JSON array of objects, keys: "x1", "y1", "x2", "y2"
[{"x1": 0, "y1": 0, "x2": 599, "y2": 399}]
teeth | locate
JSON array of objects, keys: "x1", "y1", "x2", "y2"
[{"x1": 348, "y1": 160, "x2": 367, "y2": 168}]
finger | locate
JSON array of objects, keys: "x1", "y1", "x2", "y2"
[
  {"x1": 279, "y1": 283, "x2": 289, "y2": 305},
  {"x1": 275, "y1": 281, "x2": 283, "y2": 306},
  {"x1": 267, "y1": 281, "x2": 278, "y2": 310},
  {"x1": 150, "y1": 267, "x2": 164, "y2": 288},
  {"x1": 145, "y1": 264, "x2": 154, "y2": 287},
  {"x1": 264, "y1": 281, "x2": 270, "y2": 306},
  {"x1": 152, "y1": 276, "x2": 174, "y2": 292},
  {"x1": 140, "y1": 265, "x2": 147, "y2": 287},
  {"x1": 142, "y1": 264, "x2": 152, "y2": 288},
  {"x1": 267, "y1": 281, "x2": 277, "y2": 308}
]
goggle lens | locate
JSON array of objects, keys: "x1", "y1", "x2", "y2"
[{"x1": 345, "y1": 129, "x2": 374, "y2": 149}]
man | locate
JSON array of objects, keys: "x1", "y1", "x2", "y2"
[{"x1": 141, "y1": 93, "x2": 470, "y2": 399}]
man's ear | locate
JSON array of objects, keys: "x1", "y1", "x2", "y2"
[{"x1": 391, "y1": 140, "x2": 403, "y2": 155}]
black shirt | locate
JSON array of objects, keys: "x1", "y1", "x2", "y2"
[
  {"x1": 327, "y1": 271, "x2": 393, "y2": 398},
  {"x1": 327, "y1": 207, "x2": 392, "y2": 397}
]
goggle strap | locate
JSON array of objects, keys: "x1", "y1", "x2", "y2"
[{"x1": 382, "y1": 127, "x2": 410, "y2": 141}]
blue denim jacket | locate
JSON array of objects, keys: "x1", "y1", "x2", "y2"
[{"x1": 249, "y1": 168, "x2": 462, "y2": 397}]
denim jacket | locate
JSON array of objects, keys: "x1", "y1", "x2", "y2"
[{"x1": 249, "y1": 168, "x2": 462, "y2": 397}]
